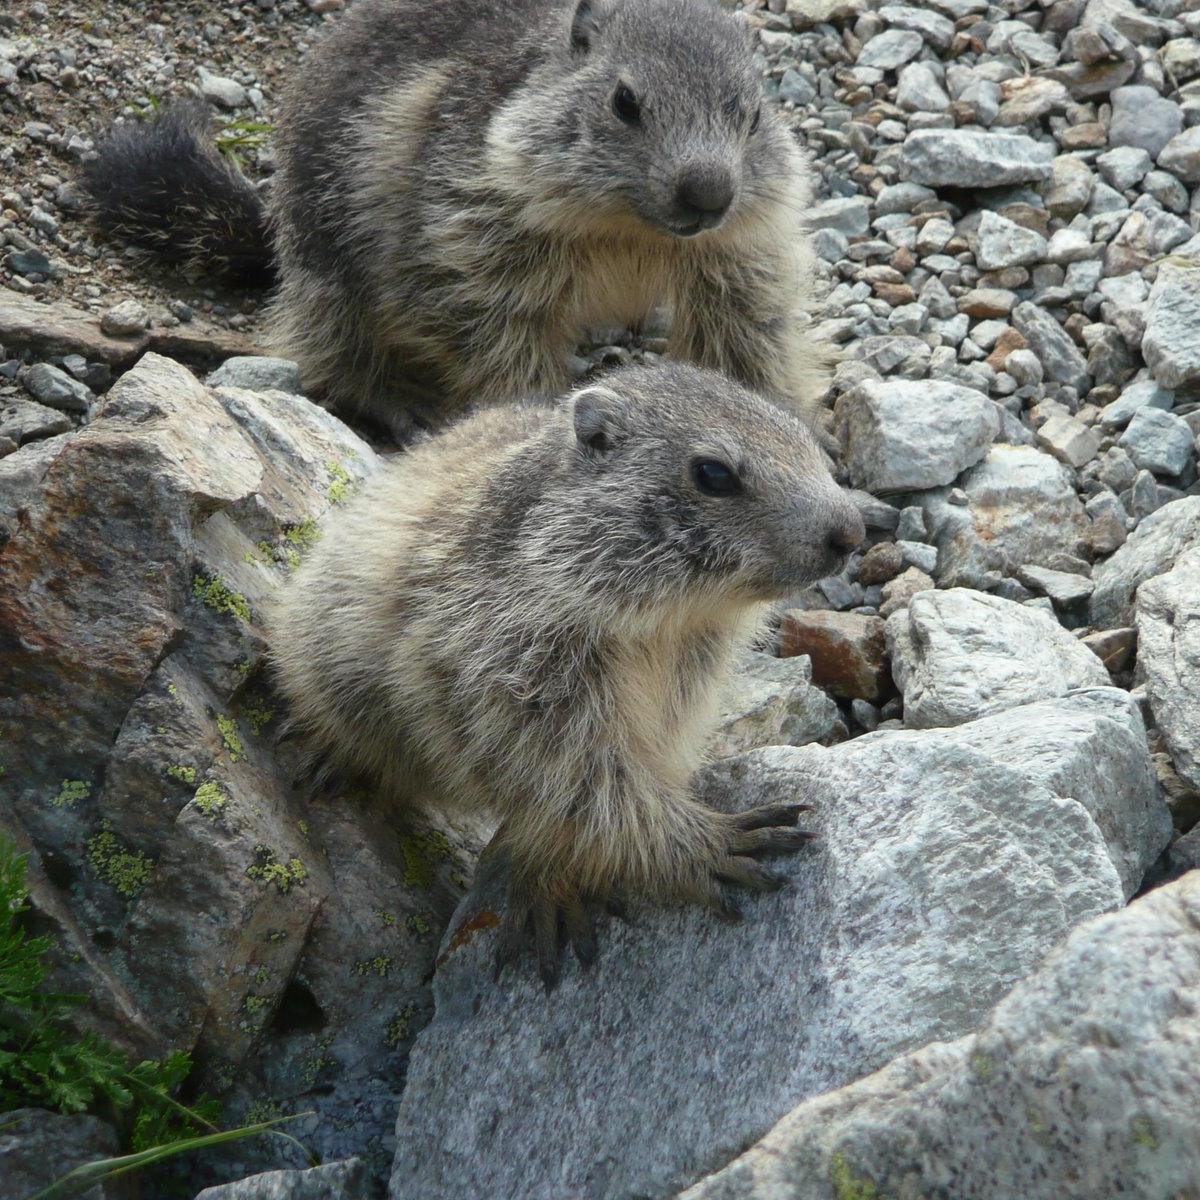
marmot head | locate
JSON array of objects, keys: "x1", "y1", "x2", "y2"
[
  {"x1": 489, "y1": 0, "x2": 798, "y2": 239},
  {"x1": 529, "y1": 363, "x2": 864, "y2": 612}
]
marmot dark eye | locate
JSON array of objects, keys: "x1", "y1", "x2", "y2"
[
  {"x1": 692, "y1": 459, "x2": 741, "y2": 497},
  {"x1": 613, "y1": 84, "x2": 641, "y2": 125},
  {"x1": 749, "y1": 104, "x2": 761, "y2": 135}
]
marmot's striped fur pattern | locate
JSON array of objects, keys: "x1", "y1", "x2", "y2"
[{"x1": 270, "y1": 363, "x2": 863, "y2": 983}]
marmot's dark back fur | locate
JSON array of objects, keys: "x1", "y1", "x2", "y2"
[
  {"x1": 270, "y1": 362, "x2": 863, "y2": 982},
  {"x1": 81, "y1": 103, "x2": 272, "y2": 286},
  {"x1": 81, "y1": 0, "x2": 829, "y2": 441}
]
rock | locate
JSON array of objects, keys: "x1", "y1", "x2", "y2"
[
  {"x1": 1043, "y1": 154, "x2": 1095, "y2": 218},
  {"x1": 918, "y1": 445, "x2": 1089, "y2": 587},
  {"x1": 835, "y1": 379, "x2": 998, "y2": 492},
  {"x1": 198, "y1": 67, "x2": 248, "y2": 109},
  {"x1": 899, "y1": 130, "x2": 1054, "y2": 188},
  {"x1": 879, "y1": 4, "x2": 955, "y2": 50},
  {"x1": 1014, "y1": 563, "x2": 1094, "y2": 607},
  {"x1": 0, "y1": 398, "x2": 74, "y2": 444},
  {"x1": 1135, "y1": 548, "x2": 1200, "y2": 790},
  {"x1": 0, "y1": 354, "x2": 485, "y2": 1181},
  {"x1": 777, "y1": 68, "x2": 816, "y2": 106},
  {"x1": 895, "y1": 62, "x2": 950, "y2": 111},
  {"x1": 857, "y1": 29, "x2": 923, "y2": 70},
  {"x1": 879, "y1": 565, "x2": 935, "y2": 617},
  {"x1": 1011, "y1": 301, "x2": 1090, "y2": 392},
  {"x1": 786, "y1": 0, "x2": 867, "y2": 28},
  {"x1": 972, "y1": 211, "x2": 1047, "y2": 271},
  {"x1": 21, "y1": 361, "x2": 92, "y2": 414},
  {"x1": 1090, "y1": 496, "x2": 1200, "y2": 628},
  {"x1": 777, "y1": 610, "x2": 890, "y2": 701},
  {"x1": 1099, "y1": 378, "x2": 1174, "y2": 429},
  {"x1": 680, "y1": 871, "x2": 1200, "y2": 1200},
  {"x1": 1143, "y1": 262, "x2": 1200, "y2": 390},
  {"x1": 0, "y1": 1109, "x2": 119, "y2": 1200},
  {"x1": 99, "y1": 299, "x2": 150, "y2": 337},
  {"x1": 194, "y1": 1159, "x2": 371, "y2": 1200},
  {"x1": 1104, "y1": 209, "x2": 1191, "y2": 276},
  {"x1": 1096, "y1": 145, "x2": 1152, "y2": 191},
  {"x1": 886, "y1": 589, "x2": 1109, "y2": 729},
  {"x1": 856, "y1": 540, "x2": 905, "y2": 585},
  {"x1": 1157, "y1": 126, "x2": 1200, "y2": 184},
  {"x1": 1107, "y1": 85, "x2": 1183, "y2": 158},
  {"x1": 207, "y1": 356, "x2": 304, "y2": 394},
  {"x1": 1117, "y1": 406, "x2": 1195, "y2": 477},
  {"x1": 957, "y1": 287, "x2": 1018, "y2": 318},
  {"x1": 390, "y1": 688, "x2": 1154, "y2": 1200},
  {"x1": 1036, "y1": 408, "x2": 1100, "y2": 468},
  {"x1": 1081, "y1": 626, "x2": 1137, "y2": 674},
  {"x1": 806, "y1": 197, "x2": 871, "y2": 237},
  {"x1": 710, "y1": 653, "x2": 840, "y2": 758}
]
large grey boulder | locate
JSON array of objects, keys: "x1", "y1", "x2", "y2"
[
  {"x1": 388, "y1": 688, "x2": 1156, "y2": 1200},
  {"x1": 835, "y1": 378, "x2": 998, "y2": 492},
  {"x1": 887, "y1": 589, "x2": 1110, "y2": 730},
  {"x1": 1090, "y1": 496, "x2": 1200, "y2": 628},
  {"x1": 1136, "y1": 547, "x2": 1200, "y2": 790},
  {"x1": 680, "y1": 871, "x2": 1200, "y2": 1200},
  {"x1": 916, "y1": 445, "x2": 1089, "y2": 586},
  {"x1": 899, "y1": 129, "x2": 1054, "y2": 187}
]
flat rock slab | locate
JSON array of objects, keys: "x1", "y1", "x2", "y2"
[
  {"x1": 388, "y1": 689, "x2": 1157, "y2": 1200},
  {"x1": 194, "y1": 1159, "x2": 372, "y2": 1200},
  {"x1": 887, "y1": 588, "x2": 1110, "y2": 729},
  {"x1": 680, "y1": 871, "x2": 1200, "y2": 1200},
  {"x1": 0, "y1": 290, "x2": 262, "y2": 367}
]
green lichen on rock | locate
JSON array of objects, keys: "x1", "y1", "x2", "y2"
[
  {"x1": 386, "y1": 1004, "x2": 417, "y2": 1049},
  {"x1": 216, "y1": 714, "x2": 244, "y2": 762},
  {"x1": 243, "y1": 994, "x2": 270, "y2": 1018},
  {"x1": 193, "y1": 781, "x2": 228, "y2": 819},
  {"x1": 247, "y1": 846, "x2": 308, "y2": 894},
  {"x1": 354, "y1": 954, "x2": 393, "y2": 978},
  {"x1": 242, "y1": 702, "x2": 275, "y2": 736},
  {"x1": 88, "y1": 829, "x2": 154, "y2": 898},
  {"x1": 326, "y1": 460, "x2": 352, "y2": 505},
  {"x1": 407, "y1": 913, "x2": 433, "y2": 938},
  {"x1": 192, "y1": 573, "x2": 252, "y2": 623},
  {"x1": 1131, "y1": 1116, "x2": 1158, "y2": 1150},
  {"x1": 969, "y1": 1051, "x2": 993, "y2": 1081},
  {"x1": 51, "y1": 779, "x2": 90, "y2": 808},
  {"x1": 167, "y1": 765, "x2": 196, "y2": 785},
  {"x1": 830, "y1": 1152, "x2": 884, "y2": 1200},
  {"x1": 285, "y1": 519, "x2": 322, "y2": 552},
  {"x1": 302, "y1": 1034, "x2": 335, "y2": 1088},
  {"x1": 399, "y1": 828, "x2": 453, "y2": 890}
]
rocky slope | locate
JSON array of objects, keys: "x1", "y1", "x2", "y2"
[{"x1": 2, "y1": 0, "x2": 1200, "y2": 1197}]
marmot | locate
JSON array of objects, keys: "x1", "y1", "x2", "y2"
[
  {"x1": 270, "y1": 362, "x2": 863, "y2": 984},
  {"x1": 82, "y1": 0, "x2": 829, "y2": 439}
]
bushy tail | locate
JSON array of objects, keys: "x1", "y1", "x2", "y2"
[{"x1": 81, "y1": 102, "x2": 273, "y2": 286}]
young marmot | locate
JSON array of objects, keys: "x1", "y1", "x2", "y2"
[
  {"x1": 270, "y1": 362, "x2": 863, "y2": 984},
  {"x1": 82, "y1": 0, "x2": 828, "y2": 439}
]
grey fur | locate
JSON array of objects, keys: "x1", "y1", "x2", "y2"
[
  {"x1": 271, "y1": 0, "x2": 830, "y2": 438},
  {"x1": 270, "y1": 362, "x2": 862, "y2": 979}
]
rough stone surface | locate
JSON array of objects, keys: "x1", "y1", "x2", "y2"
[
  {"x1": 1011, "y1": 301, "x2": 1090, "y2": 392},
  {"x1": 973, "y1": 211, "x2": 1048, "y2": 270},
  {"x1": 887, "y1": 589, "x2": 1110, "y2": 729},
  {"x1": 1135, "y1": 548, "x2": 1200, "y2": 791},
  {"x1": 389, "y1": 689, "x2": 1153, "y2": 1200},
  {"x1": 1118, "y1": 406, "x2": 1195, "y2": 477},
  {"x1": 1143, "y1": 262, "x2": 1200, "y2": 390},
  {"x1": 778, "y1": 610, "x2": 891, "y2": 701},
  {"x1": 207, "y1": 356, "x2": 304, "y2": 395},
  {"x1": 1091, "y1": 497, "x2": 1200, "y2": 628},
  {"x1": 899, "y1": 129, "x2": 1054, "y2": 187},
  {"x1": 194, "y1": 1159, "x2": 372, "y2": 1200},
  {"x1": 680, "y1": 872, "x2": 1200, "y2": 1200},
  {"x1": 0, "y1": 1109, "x2": 120, "y2": 1200},
  {"x1": 835, "y1": 379, "x2": 998, "y2": 492}
]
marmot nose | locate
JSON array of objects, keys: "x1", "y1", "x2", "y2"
[
  {"x1": 826, "y1": 506, "x2": 865, "y2": 557},
  {"x1": 675, "y1": 166, "x2": 735, "y2": 221}
]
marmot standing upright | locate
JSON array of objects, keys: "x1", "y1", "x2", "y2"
[
  {"x1": 270, "y1": 363, "x2": 863, "y2": 984},
  {"x1": 83, "y1": 0, "x2": 830, "y2": 438}
]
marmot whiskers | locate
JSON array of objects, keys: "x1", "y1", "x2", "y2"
[
  {"x1": 83, "y1": 0, "x2": 830, "y2": 439},
  {"x1": 269, "y1": 363, "x2": 863, "y2": 984}
]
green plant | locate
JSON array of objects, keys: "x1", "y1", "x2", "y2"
[
  {"x1": 0, "y1": 834, "x2": 312, "y2": 1193},
  {"x1": 214, "y1": 117, "x2": 274, "y2": 173}
]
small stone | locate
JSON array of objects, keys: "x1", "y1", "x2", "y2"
[
  {"x1": 1096, "y1": 145, "x2": 1152, "y2": 191},
  {"x1": 958, "y1": 289, "x2": 1017, "y2": 318},
  {"x1": 1037, "y1": 410, "x2": 1101, "y2": 468},
  {"x1": 1118, "y1": 407, "x2": 1196, "y2": 477},
  {"x1": 1044, "y1": 155, "x2": 1096, "y2": 219},
  {"x1": 1099, "y1": 379, "x2": 1175, "y2": 429},
  {"x1": 895, "y1": 63, "x2": 950, "y2": 112},
  {"x1": 879, "y1": 565, "x2": 935, "y2": 618},
  {"x1": 858, "y1": 541, "x2": 906, "y2": 585},
  {"x1": 1157, "y1": 127, "x2": 1200, "y2": 185},
  {"x1": 0, "y1": 399, "x2": 74, "y2": 444},
  {"x1": 1081, "y1": 627, "x2": 1137, "y2": 675},
  {"x1": 973, "y1": 211, "x2": 1048, "y2": 271},
  {"x1": 1014, "y1": 563, "x2": 1094, "y2": 607},
  {"x1": 896, "y1": 506, "x2": 928, "y2": 542},
  {"x1": 1108, "y1": 85, "x2": 1183, "y2": 158},
  {"x1": 900, "y1": 130, "x2": 1054, "y2": 189},
  {"x1": 99, "y1": 300, "x2": 150, "y2": 337},
  {"x1": 1143, "y1": 263, "x2": 1200, "y2": 391},
  {"x1": 1011, "y1": 302, "x2": 1090, "y2": 392},
  {"x1": 6, "y1": 248, "x2": 52, "y2": 278},
  {"x1": 197, "y1": 67, "x2": 247, "y2": 109},
  {"x1": 858, "y1": 29, "x2": 924, "y2": 70},
  {"x1": 1004, "y1": 349, "x2": 1043, "y2": 388},
  {"x1": 21, "y1": 363, "x2": 92, "y2": 414},
  {"x1": 778, "y1": 610, "x2": 891, "y2": 701},
  {"x1": 206, "y1": 356, "x2": 303, "y2": 394}
]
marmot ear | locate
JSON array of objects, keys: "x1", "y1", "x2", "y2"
[
  {"x1": 570, "y1": 385, "x2": 625, "y2": 458},
  {"x1": 570, "y1": 0, "x2": 602, "y2": 53}
]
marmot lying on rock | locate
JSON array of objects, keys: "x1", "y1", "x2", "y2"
[
  {"x1": 270, "y1": 363, "x2": 863, "y2": 985},
  {"x1": 83, "y1": 0, "x2": 829, "y2": 439}
]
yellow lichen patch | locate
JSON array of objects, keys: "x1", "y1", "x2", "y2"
[
  {"x1": 88, "y1": 829, "x2": 154, "y2": 898},
  {"x1": 217, "y1": 714, "x2": 244, "y2": 762},
  {"x1": 246, "y1": 846, "x2": 308, "y2": 894},
  {"x1": 386, "y1": 1004, "x2": 417, "y2": 1049},
  {"x1": 167, "y1": 765, "x2": 197, "y2": 785},
  {"x1": 51, "y1": 779, "x2": 90, "y2": 808},
  {"x1": 192, "y1": 573, "x2": 252, "y2": 623},
  {"x1": 830, "y1": 1152, "x2": 884, "y2": 1200},
  {"x1": 326, "y1": 461, "x2": 352, "y2": 505},
  {"x1": 193, "y1": 781, "x2": 228, "y2": 819}
]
